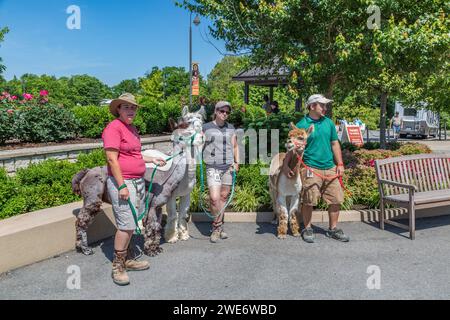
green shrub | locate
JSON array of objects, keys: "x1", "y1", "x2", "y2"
[
  {"x1": 72, "y1": 105, "x2": 113, "y2": 138},
  {"x1": 76, "y1": 149, "x2": 106, "y2": 168},
  {"x1": 231, "y1": 184, "x2": 260, "y2": 212},
  {"x1": 345, "y1": 166, "x2": 380, "y2": 209},
  {"x1": 0, "y1": 168, "x2": 18, "y2": 211},
  {"x1": 236, "y1": 162, "x2": 271, "y2": 207},
  {"x1": 15, "y1": 159, "x2": 81, "y2": 186},
  {"x1": 243, "y1": 112, "x2": 304, "y2": 154},
  {"x1": 136, "y1": 97, "x2": 181, "y2": 134},
  {"x1": 15, "y1": 104, "x2": 80, "y2": 142},
  {"x1": 0, "y1": 107, "x2": 15, "y2": 144},
  {"x1": 0, "y1": 150, "x2": 108, "y2": 220},
  {"x1": 397, "y1": 143, "x2": 432, "y2": 155}
]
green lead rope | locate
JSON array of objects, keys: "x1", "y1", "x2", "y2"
[
  {"x1": 119, "y1": 150, "x2": 183, "y2": 235},
  {"x1": 123, "y1": 131, "x2": 199, "y2": 235},
  {"x1": 197, "y1": 152, "x2": 237, "y2": 224}
]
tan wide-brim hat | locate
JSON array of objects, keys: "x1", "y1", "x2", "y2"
[{"x1": 109, "y1": 93, "x2": 140, "y2": 117}]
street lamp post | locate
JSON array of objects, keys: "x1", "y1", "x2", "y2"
[{"x1": 189, "y1": 12, "x2": 200, "y2": 108}]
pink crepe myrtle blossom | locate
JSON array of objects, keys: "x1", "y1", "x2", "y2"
[
  {"x1": 39, "y1": 90, "x2": 49, "y2": 96},
  {"x1": 2, "y1": 92, "x2": 10, "y2": 97},
  {"x1": 11, "y1": 95, "x2": 17, "y2": 100},
  {"x1": 6, "y1": 109, "x2": 14, "y2": 115}
]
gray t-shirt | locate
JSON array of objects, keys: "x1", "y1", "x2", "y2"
[{"x1": 202, "y1": 121, "x2": 236, "y2": 170}]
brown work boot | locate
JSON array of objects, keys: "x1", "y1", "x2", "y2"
[
  {"x1": 112, "y1": 249, "x2": 129, "y2": 286},
  {"x1": 125, "y1": 246, "x2": 150, "y2": 271}
]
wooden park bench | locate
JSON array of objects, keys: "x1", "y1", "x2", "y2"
[{"x1": 375, "y1": 154, "x2": 450, "y2": 239}]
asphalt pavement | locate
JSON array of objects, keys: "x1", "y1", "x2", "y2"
[{"x1": 1, "y1": 216, "x2": 450, "y2": 300}]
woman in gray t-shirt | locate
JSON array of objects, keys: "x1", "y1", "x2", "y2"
[{"x1": 202, "y1": 101, "x2": 240, "y2": 243}]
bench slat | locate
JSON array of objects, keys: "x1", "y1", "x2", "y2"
[
  {"x1": 436, "y1": 158, "x2": 445, "y2": 189},
  {"x1": 385, "y1": 189, "x2": 450, "y2": 205},
  {"x1": 414, "y1": 159, "x2": 424, "y2": 192},
  {"x1": 442, "y1": 158, "x2": 450, "y2": 189}
]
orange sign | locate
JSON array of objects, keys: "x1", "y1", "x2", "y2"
[
  {"x1": 192, "y1": 62, "x2": 199, "y2": 96},
  {"x1": 341, "y1": 124, "x2": 364, "y2": 146}
]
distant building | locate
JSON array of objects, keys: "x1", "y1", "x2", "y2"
[{"x1": 100, "y1": 99, "x2": 112, "y2": 106}]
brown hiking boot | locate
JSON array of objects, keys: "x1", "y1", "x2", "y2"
[
  {"x1": 125, "y1": 246, "x2": 150, "y2": 271},
  {"x1": 112, "y1": 249, "x2": 129, "y2": 286}
]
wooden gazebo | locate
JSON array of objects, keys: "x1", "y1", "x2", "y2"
[{"x1": 232, "y1": 64, "x2": 302, "y2": 111}]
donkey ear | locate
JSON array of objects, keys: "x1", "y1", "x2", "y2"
[
  {"x1": 289, "y1": 122, "x2": 297, "y2": 130},
  {"x1": 182, "y1": 105, "x2": 189, "y2": 117},
  {"x1": 197, "y1": 105, "x2": 207, "y2": 120},
  {"x1": 169, "y1": 118, "x2": 178, "y2": 131},
  {"x1": 307, "y1": 124, "x2": 314, "y2": 135}
]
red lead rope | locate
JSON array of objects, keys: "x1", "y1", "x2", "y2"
[{"x1": 296, "y1": 155, "x2": 352, "y2": 196}]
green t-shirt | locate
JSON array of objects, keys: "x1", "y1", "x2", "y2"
[{"x1": 296, "y1": 115, "x2": 338, "y2": 170}]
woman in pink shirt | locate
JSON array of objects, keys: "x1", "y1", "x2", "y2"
[{"x1": 102, "y1": 93, "x2": 165, "y2": 286}]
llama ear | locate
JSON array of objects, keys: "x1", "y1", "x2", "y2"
[
  {"x1": 182, "y1": 105, "x2": 189, "y2": 117},
  {"x1": 289, "y1": 122, "x2": 297, "y2": 130},
  {"x1": 307, "y1": 124, "x2": 314, "y2": 135},
  {"x1": 197, "y1": 105, "x2": 207, "y2": 120},
  {"x1": 169, "y1": 118, "x2": 178, "y2": 131}
]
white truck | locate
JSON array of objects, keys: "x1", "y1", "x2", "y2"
[{"x1": 394, "y1": 102, "x2": 439, "y2": 139}]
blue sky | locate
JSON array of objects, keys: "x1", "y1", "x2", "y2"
[{"x1": 0, "y1": 0, "x2": 226, "y2": 86}]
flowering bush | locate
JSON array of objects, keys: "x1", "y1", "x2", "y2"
[
  {"x1": 0, "y1": 91, "x2": 80, "y2": 144},
  {"x1": 0, "y1": 92, "x2": 18, "y2": 143}
]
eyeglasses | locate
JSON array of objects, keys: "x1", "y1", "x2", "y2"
[{"x1": 218, "y1": 110, "x2": 230, "y2": 115}]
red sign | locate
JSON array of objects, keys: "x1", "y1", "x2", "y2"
[
  {"x1": 192, "y1": 62, "x2": 199, "y2": 96},
  {"x1": 342, "y1": 124, "x2": 364, "y2": 146}
]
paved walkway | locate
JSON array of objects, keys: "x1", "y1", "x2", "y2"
[{"x1": 1, "y1": 216, "x2": 449, "y2": 300}]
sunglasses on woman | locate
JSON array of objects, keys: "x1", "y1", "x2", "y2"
[{"x1": 218, "y1": 110, "x2": 230, "y2": 115}]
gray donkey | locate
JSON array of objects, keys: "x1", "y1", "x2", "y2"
[{"x1": 72, "y1": 106, "x2": 205, "y2": 256}]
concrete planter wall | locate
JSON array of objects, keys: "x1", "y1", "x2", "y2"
[
  {"x1": 0, "y1": 135, "x2": 172, "y2": 174},
  {"x1": 1, "y1": 201, "x2": 448, "y2": 274}
]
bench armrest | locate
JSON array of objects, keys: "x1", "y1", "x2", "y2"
[{"x1": 378, "y1": 179, "x2": 418, "y2": 192}]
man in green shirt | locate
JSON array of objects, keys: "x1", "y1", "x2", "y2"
[{"x1": 284, "y1": 94, "x2": 349, "y2": 243}]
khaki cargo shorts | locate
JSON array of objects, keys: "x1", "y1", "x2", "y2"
[
  {"x1": 300, "y1": 166, "x2": 344, "y2": 206},
  {"x1": 106, "y1": 176, "x2": 146, "y2": 231},
  {"x1": 206, "y1": 167, "x2": 233, "y2": 187}
]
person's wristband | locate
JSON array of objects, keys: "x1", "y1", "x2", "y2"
[
  {"x1": 118, "y1": 183, "x2": 127, "y2": 191},
  {"x1": 337, "y1": 163, "x2": 344, "y2": 167}
]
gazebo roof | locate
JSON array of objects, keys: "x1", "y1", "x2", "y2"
[{"x1": 232, "y1": 64, "x2": 290, "y2": 86}]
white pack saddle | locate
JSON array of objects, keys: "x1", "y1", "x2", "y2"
[{"x1": 142, "y1": 149, "x2": 173, "y2": 172}]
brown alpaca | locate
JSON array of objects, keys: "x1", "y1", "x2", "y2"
[{"x1": 269, "y1": 123, "x2": 311, "y2": 238}]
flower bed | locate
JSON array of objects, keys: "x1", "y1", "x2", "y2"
[{"x1": 1, "y1": 91, "x2": 79, "y2": 144}]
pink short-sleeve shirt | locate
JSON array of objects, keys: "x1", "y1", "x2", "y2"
[{"x1": 102, "y1": 119, "x2": 146, "y2": 179}]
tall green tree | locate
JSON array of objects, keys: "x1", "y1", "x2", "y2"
[
  {"x1": 179, "y1": 0, "x2": 449, "y2": 146},
  {"x1": 161, "y1": 66, "x2": 190, "y2": 98},
  {"x1": 112, "y1": 79, "x2": 141, "y2": 97},
  {"x1": 0, "y1": 27, "x2": 9, "y2": 76},
  {"x1": 67, "y1": 74, "x2": 112, "y2": 106},
  {"x1": 139, "y1": 67, "x2": 164, "y2": 100}
]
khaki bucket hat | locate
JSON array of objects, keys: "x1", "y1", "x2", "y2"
[{"x1": 109, "y1": 93, "x2": 140, "y2": 117}]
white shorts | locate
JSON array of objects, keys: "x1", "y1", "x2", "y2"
[{"x1": 206, "y1": 167, "x2": 233, "y2": 188}]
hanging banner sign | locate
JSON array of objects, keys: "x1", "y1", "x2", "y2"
[
  {"x1": 192, "y1": 62, "x2": 199, "y2": 96},
  {"x1": 341, "y1": 124, "x2": 364, "y2": 147}
]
